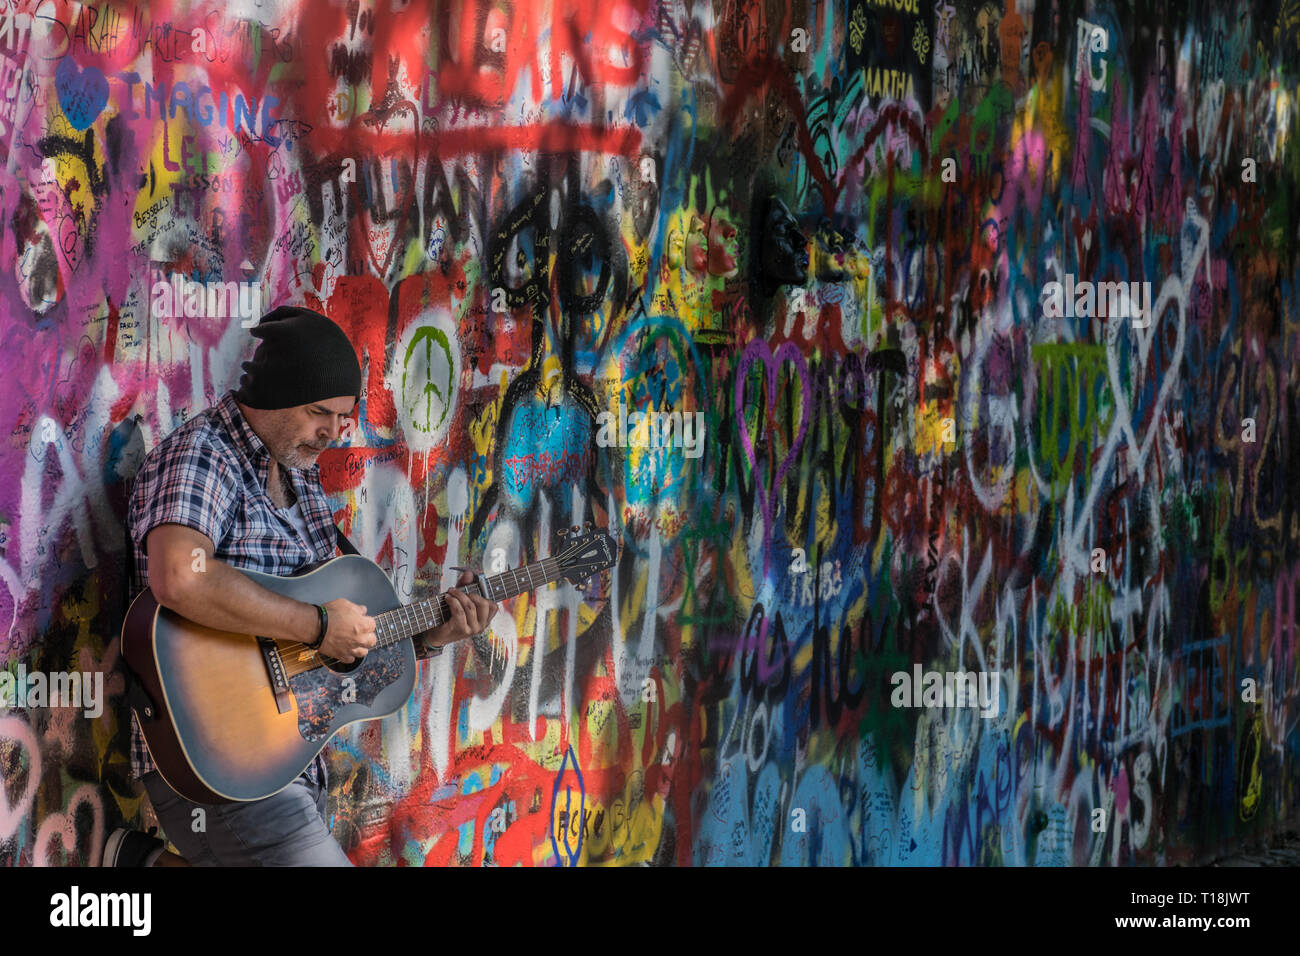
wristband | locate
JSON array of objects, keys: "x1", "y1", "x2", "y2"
[{"x1": 305, "y1": 604, "x2": 328, "y2": 649}]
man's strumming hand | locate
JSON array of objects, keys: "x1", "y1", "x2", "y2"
[{"x1": 317, "y1": 598, "x2": 377, "y2": 662}]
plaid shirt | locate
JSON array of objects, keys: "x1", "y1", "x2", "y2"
[{"x1": 126, "y1": 389, "x2": 341, "y2": 786}]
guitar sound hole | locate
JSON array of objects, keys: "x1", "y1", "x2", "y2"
[{"x1": 318, "y1": 654, "x2": 362, "y2": 674}]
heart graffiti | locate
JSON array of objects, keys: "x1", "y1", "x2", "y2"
[
  {"x1": 36, "y1": 783, "x2": 104, "y2": 867},
  {"x1": 54, "y1": 58, "x2": 109, "y2": 132},
  {"x1": 0, "y1": 715, "x2": 40, "y2": 844}
]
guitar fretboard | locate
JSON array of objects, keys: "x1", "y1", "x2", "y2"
[{"x1": 371, "y1": 557, "x2": 565, "y2": 648}]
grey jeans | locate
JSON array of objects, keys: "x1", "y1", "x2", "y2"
[{"x1": 143, "y1": 768, "x2": 354, "y2": 866}]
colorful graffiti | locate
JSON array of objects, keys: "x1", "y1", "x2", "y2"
[{"x1": 1, "y1": 0, "x2": 1298, "y2": 866}]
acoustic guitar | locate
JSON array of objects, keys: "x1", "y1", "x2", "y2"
[{"x1": 122, "y1": 525, "x2": 618, "y2": 803}]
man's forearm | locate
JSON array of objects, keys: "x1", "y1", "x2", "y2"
[{"x1": 158, "y1": 558, "x2": 320, "y2": 643}]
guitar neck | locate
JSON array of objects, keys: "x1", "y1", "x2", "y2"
[{"x1": 371, "y1": 557, "x2": 566, "y2": 648}]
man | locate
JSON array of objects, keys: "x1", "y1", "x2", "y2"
[{"x1": 104, "y1": 305, "x2": 497, "y2": 866}]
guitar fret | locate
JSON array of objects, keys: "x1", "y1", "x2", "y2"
[{"x1": 354, "y1": 544, "x2": 602, "y2": 654}]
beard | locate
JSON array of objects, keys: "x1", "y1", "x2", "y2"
[
  {"x1": 268, "y1": 426, "x2": 326, "y2": 470},
  {"x1": 283, "y1": 443, "x2": 325, "y2": 469}
]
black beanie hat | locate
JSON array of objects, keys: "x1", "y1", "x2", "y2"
[{"x1": 236, "y1": 306, "x2": 362, "y2": 410}]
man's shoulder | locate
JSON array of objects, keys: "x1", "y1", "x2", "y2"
[
  {"x1": 140, "y1": 398, "x2": 236, "y2": 467},
  {"x1": 127, "y1": 397, "x2": 244, "y2": 535},
  {"x1": 130, "y1": 403, "x2": 245, "y2": 502}
]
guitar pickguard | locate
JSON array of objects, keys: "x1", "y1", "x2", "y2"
[{"x1": 288, "y1": 644, "x2": 409, "y2": 742}]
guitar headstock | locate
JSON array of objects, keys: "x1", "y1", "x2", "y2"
[{"x1": 555, "y1": 522, "x2": 619, "y2": 588}]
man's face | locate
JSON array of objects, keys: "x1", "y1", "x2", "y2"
[{"x1": 254, "y1": 395, "x2": 356, "y2": 469}]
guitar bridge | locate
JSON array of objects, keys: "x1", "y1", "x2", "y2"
[{"x1": 257, "y1": 637, "x2": 293, "y2": 714}]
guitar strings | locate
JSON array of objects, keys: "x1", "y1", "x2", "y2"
[
  {"x1": 273, "y1": 590, "x2": 468, "y2": 658},
  {"x1": 273, "y1": 557, "x2": 568, "y2": 662}
]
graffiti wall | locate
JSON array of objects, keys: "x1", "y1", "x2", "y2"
[{"x1": 1, "y1": 0, "x2": 1298, "y2": 866}]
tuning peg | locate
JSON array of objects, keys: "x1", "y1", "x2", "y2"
[
  {"x1": 571, "y1": 524, "x2": 581, "y2": 534},
  {"x1": 557, "y1": 527, "x2": 569, "y2": 537},
  {"x1": 583, "y1": 521, "x2": 593, "y2": 531}
]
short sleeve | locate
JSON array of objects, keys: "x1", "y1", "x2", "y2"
[{"x1": 128, "y1": 434, "x2": 238, "y2": 552}]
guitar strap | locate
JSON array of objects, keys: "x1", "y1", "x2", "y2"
[
  {"x1": 123, "y1": 664, "x2": 161, "y2": 723},
  {"x1": 334, "y1": 524, "x2": 361, "y2": 556}
]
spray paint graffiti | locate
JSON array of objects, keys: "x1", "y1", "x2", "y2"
[{"x1": 0, "y1": 0, "x2": 1298, "y2": 866}]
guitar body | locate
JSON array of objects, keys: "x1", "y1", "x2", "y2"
[{"x1": 123, "y1": 555, "x2": 417, "y2": 804}]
